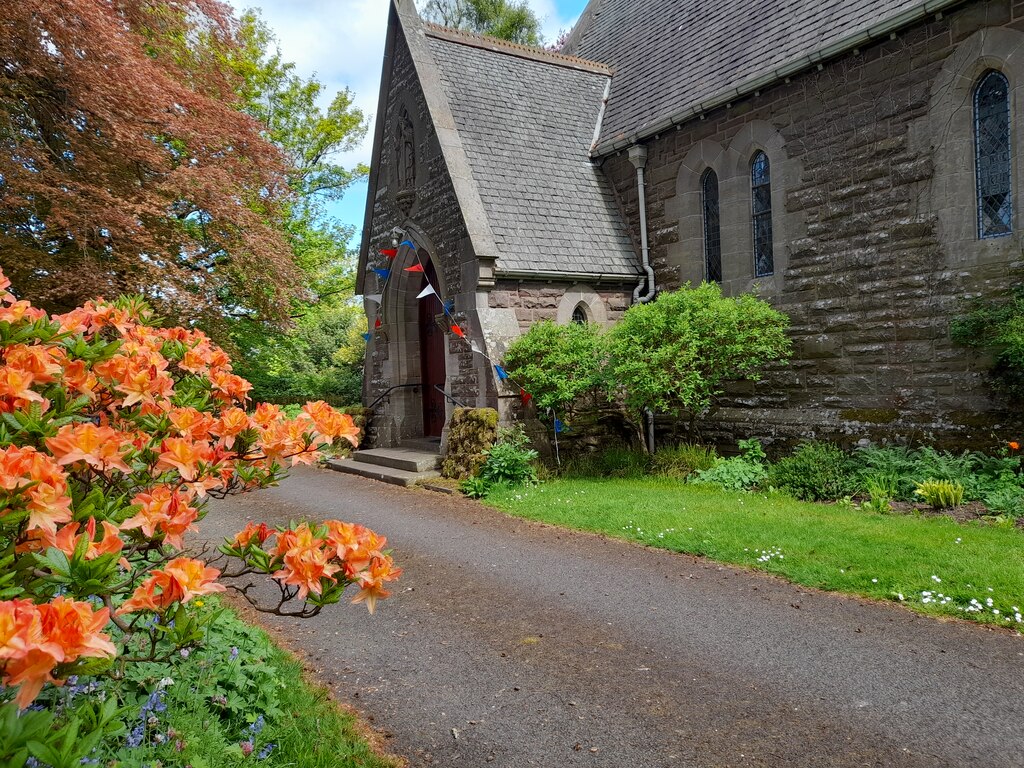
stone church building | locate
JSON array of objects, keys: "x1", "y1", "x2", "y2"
[{"x1": 359, "y1": 0, "x2": 1024, "y2": 450}]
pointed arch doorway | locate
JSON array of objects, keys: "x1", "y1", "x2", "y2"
[{"x1": 418, "y1": 257, "x2": 446, "y2": 437}]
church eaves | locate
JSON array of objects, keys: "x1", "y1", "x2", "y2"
[{"x1": 564, "y1": 0, "x2": 969, "y2": 156}]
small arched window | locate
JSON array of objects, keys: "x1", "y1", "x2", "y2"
[
  {"x1": 974, "y1": 70, "x2": 1012, "y2": 238},
  {"x1": 751, "y1": 151, "x2": 774, "y2": 277},
  {"x1": 571, "y1": 304, "x2": 589, "y2": 325},
  {"x1": 701, "y1": 169, "x2": 722, "y2": 283}
]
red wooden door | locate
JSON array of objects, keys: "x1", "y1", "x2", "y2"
[{"x1": 419, "y1": 261, "x2": 446, "y2": 437}]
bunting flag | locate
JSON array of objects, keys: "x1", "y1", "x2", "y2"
[
  {"x1": 494, "y1": 364, "x2": 509, "y2": 380},
  {"x1": 450, "y1": 324, "x2": 465, "y2": 338},
  {"x1": 364, "y1": 294, "x2": 382, "y2": 304},
  {"x1": 373, "y1": 268, "x2": 390, "y2": 279},
  {"x1": 375, "y1": 317, "x2": 382, "y2": 329},
  {"x1": 404, "y1": 263, "x2": 425, "y2": 273},
  {"x1": 416, "y1": 284, "x2": 437, "y2": 299},
  {"x1": 443, "y1": 299, "x2": 455, "y2": 315},
  {"x1": 362, "y1": 332, "x2": 372, "y2": 342},
  {"x1": 470, "y1": 339, "x2": 482, "y2": 354},
  {"x1": 554, "y1": 418, "x2": 567, "y2": 434},
  {"x1": 400, "y1": 239, "x2": 417, "y2": 250},
  {"x1": 520, "y1": 388, "x2": 532, "y2": 406},
  {"x1": 380, "y1": 249, "x2": 398, "y2": 258}
]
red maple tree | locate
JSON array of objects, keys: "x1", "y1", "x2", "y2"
[{"x1": 0, "y1": 1, "x2": 300, "y2": 322}]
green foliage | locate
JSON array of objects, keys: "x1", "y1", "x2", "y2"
[
  {"x1": 650, "y1": 443, "x2": 719, "y2": 479},
  {"x1": 441, "y1": 408, "x2": 500, "y2": 480},
  {"x1": 951, "y1": 285, "x2": 1024, "y2": 398},
  {"x1": 460, "y1": 475, "x2": 492, "y2": 499},
  {"x1": 605, "y1": 283, "x2": 791, "y2": 422},
  {"x1": 502, "y1": 320, "x2": 605, "y2": 415},
  {"x1": 692, "y1": 439, "x2": 768, "y2": 491},
  {"x1": 480, "y1": 442, "x2": 539, "y2": 487},
  {"x1": 563, "y1": 447, "x2": 651, "y2": 479},
  {"x1": 766, "y1": 442, "x2": 855, "y2": 501},
  {"x1": 914, "y1": 479, "x2": 965, "y2": 509},
  {"x1": 421, "y1": 0, "x2": 543, "y2": 45},
  {"x1": 23, "y1": 602, "x2": 397, "y2": 768},
  {"x1": 982, "y1": 486, "x2": 1024, "y2": 518}
]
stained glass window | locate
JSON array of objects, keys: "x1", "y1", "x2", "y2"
[
  {"x1": 701, "y1": 169, "x2": 722, "y2": 283},
  {"x1": 571, "y1": 304, "x2": 588, "y2": 324},
  {"x1": 751, "y1": 151, "x2": 774, "y2": 277},
  {"x1": 974, "y1": 70, "x2": 1012, "y2": 239}
]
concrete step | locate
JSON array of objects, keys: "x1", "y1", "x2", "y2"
[
  {"x1": 352, "y1": 446, "x2": 441, "y2": 473},
  {"x1": 325, "y1": 457, "x2": 440, "y2": 488}
]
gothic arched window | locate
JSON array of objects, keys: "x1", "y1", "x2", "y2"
[
  {"x1": 396, "y1": 108, "x2": 416, "y2": 192},
  {"x1": 701, "y1": 168, "x2": 722, "y2": 283},
  {"x1": 974, "y1": 70, "x2": 1012, "y2": 238},
  {"x1": 571, "y1": 304, "x2": 589, "y2": 325},
  {"x1": 751, "y1": 151, "x2": 774, "y2": 277}
]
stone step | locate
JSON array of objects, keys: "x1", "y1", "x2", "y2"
[
  {"x1": 352, "y1": 446, "x2": 441, "y2": 473},
  {"x1": 325, "y1": 457, "x2": 439, "y2": 488}
]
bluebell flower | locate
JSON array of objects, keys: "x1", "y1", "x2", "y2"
[
  {"x1": 126, "y1": 721, "x2": 146, "y2": 749},
  {"x1": 257, "y1": 743, "x2": 276, "y2": 760},
  {"x1": 248, "y1": 714, "x2": 265, "y2": 735},
  {"x1": 230, "y1": 646, "x2": 239, "y2": 661}
]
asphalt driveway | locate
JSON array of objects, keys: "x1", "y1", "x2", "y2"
[{"x1": 201, "y1": 466, "x2": 1024, "y2": 767}]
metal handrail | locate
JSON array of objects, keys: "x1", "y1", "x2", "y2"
[
  {"x1": 368, "y1": 382, "x2": 421, "y2": 411},
  {"x1": 434, "y1": 385, "x2": 470, "y2": 409}
]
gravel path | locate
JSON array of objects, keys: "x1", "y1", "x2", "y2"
[{"x1": 201, "y1": 466, "x2": 1024, "y2": 768}]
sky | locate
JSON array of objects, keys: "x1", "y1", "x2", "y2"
[{"x1": 225, "y1": 0, "x2": 590, "y2": 244}]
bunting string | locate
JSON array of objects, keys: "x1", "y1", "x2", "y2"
[{"x1": 364, "y1": 230, "x2": 568, "y2": 446}]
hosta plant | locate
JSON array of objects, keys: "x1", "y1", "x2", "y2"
[
  {"x1": 0, "y1": 266, "x2": 399, "y2": 732},
  {"x1": 914, "y1": 479, "x2": 965, "y2": 509}
]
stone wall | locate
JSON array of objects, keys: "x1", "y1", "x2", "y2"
[
  {"x1": 363, "y1": 24, "x2": 493, "y2": 447},
  {"x1": 600, "y1": 0, "x2": 1024, "y2": 450}
]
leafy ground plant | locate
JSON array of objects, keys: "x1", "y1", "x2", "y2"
[
  {"x1": 486, "y1": 477, "x2": 1024, "y2": 627},
  {"x1": 692, "y1": 439, "x2": 767, "y2": 491},
  {"x1": 765, "y1": 442, "x2": 856, "y2": 501}
]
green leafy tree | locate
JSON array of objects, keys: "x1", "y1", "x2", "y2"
[
  {"x1": 502, "y1": 320, "x2": 605, "y2": 416},
  {"x1": 606, "y1": 283, "x2": 792, "y2": 431},
  {"x1": 214, "y1": 11, "x2": 370, "y2": 402},
  {"x1": 421, "y1": 0, "x2": 543, "y2": 45}
]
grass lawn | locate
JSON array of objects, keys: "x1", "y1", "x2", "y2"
[{"x1": 486, "y1": 477, "x2": 1024, "y2": 627}]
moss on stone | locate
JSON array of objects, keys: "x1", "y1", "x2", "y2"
[
  {"x1": 838, "y1": 408, "x2": 900, "y2": 424},
  {"x1": 441, "y1": 407, "x2": 499, "y2": 479}
]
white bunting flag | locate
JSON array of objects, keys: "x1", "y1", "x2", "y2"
[
  {"x1": 416, "y1": 284, "x2": 437, "y2": 300},
  {"x1": 470, "y1": 340, "x2": 482, "y2": 354},
  {"x1": 364, "y1": 294, "x2": 382, "y2": 304}
]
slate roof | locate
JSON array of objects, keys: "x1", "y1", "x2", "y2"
[
  {"x1": 424, "y1": 26, "x2": 639, "y2": 278},
  {"x1": 563, "y1": 0, "x2": 950, "y2": 155}
]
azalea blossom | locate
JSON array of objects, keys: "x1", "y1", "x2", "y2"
[
  {"x1": 122, "y1": 486, "x2": 200, "y2": 549},
  {"x1": 351, "y1": 555, "x2": 403, "y2": 615},
  {"x1": 46, "y1": 423, "x2": 133, "y2": 474}
]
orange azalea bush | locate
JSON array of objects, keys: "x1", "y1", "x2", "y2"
[{"x1": 0, "y1": 268, "x2": 399, "y2": 711}]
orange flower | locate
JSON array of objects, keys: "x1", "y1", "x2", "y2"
[
  {"x1": 1010, "y1": 441, "x2": 1020, "y2": 451},
  {"x1": 273, "y1": 546, "x2": 341, "y2": 600},
  {"x1": 46, "y1": 518, "x2": 125, "y2": 563},
  {"x1": 252, "y1": 402, "x2": 283, "y2": 428},
  {"x1": 0, "y1": 445, "x2": 72, "y2": 533},
  {"x1": 46, "y1": 423, "x2": 132, "y2": 474},
  {"x1": 38, "y1": 597, "x2": 116, "y2": 660},
  {"x1": 351, "y1": 555, "x2": 402, "y2": 614},
  {"x1": 209, "y1": 370, "x2": 252, "y2": 403},
  {"x1": 122, "y1": 486, "x2": 199, "y2": 549},
  {"x1": 167, "y1": 407, "x2": 215, "y2": 441},
  {"x1": 116, "y1": 359, "x2": 174, "y2": 407},
  {"x1": 232, "y1": 522, "x2": 273, "y2": 549},
  {"x1": 211, "y1": 407, "x2": 251, "y2": 449},
  {"x1": 0, "y1": 300, "x2": 46, "y2": 325},
  {"x1": 155, "y1": 437, "x2": 210, "y2": 481},
  {"x1": 117, "y1": 558, "x2": 223, "y2": 615},
  {"x1": 4, "y1": 344, "x2": 63, "y2": 385},
  {"x1": 62, "y1": 359, "x2": 98, "y2": 398},
  {"x1": 0, "y1": 270, "x2": 13, "y2": 303},
  {"x1": 0, "y1": 365, "x2": 45, "y2": 404},
  {"x1": 301, "y1": 402, "x2": 361, "y2": 447},
  {"x1": 0, "y1": 597, "x2": 114, "y2": 708}
]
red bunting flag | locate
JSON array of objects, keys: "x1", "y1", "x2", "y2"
[
  {"x1": 380, "y1": 249, "x2": 398, "y2": 258},
  {"x1": 450, "y1": 324, "x2": 465, "y2": 338},
  {"x1": 404, "y1": 263, "x2": 425, "y2": 273},
  {"x1": 374, "y1": 317, "x2": 382, "y2": 329},
  {"x1": 520, "y1": 389, "x2": 532, "y2": 406}
]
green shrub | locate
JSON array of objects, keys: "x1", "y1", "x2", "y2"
[
  {"x1": 692, "y1": 439, "x2": 767, "y2": 491},
  {"x1": 651, "y1": 443, "x2": 718, "y2": 478},
  {"x1": 914, "y1": 479, "x2": 965, "y2": 509},
  {"x1": 606, "y1": 283, "x2": 791, "y2": 423},
  {"x1": 502, "y1": 320, "x2": 606, "y2": 414},
  {"x1": 563, "y1": 446, "x2": 651, "y2": 478},
  {"x1": 460, "y1": 475, "x2": 491, "y2": 499},
  {"x1": 480, "y1": 442, "x2": 539, "y2": 486},
  {"x1": 983, "y1": 486, "x2": 1024, "y2": 518},
  {"x1": 766, "y1": 442, "x2": 855, "y2": 501}
]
